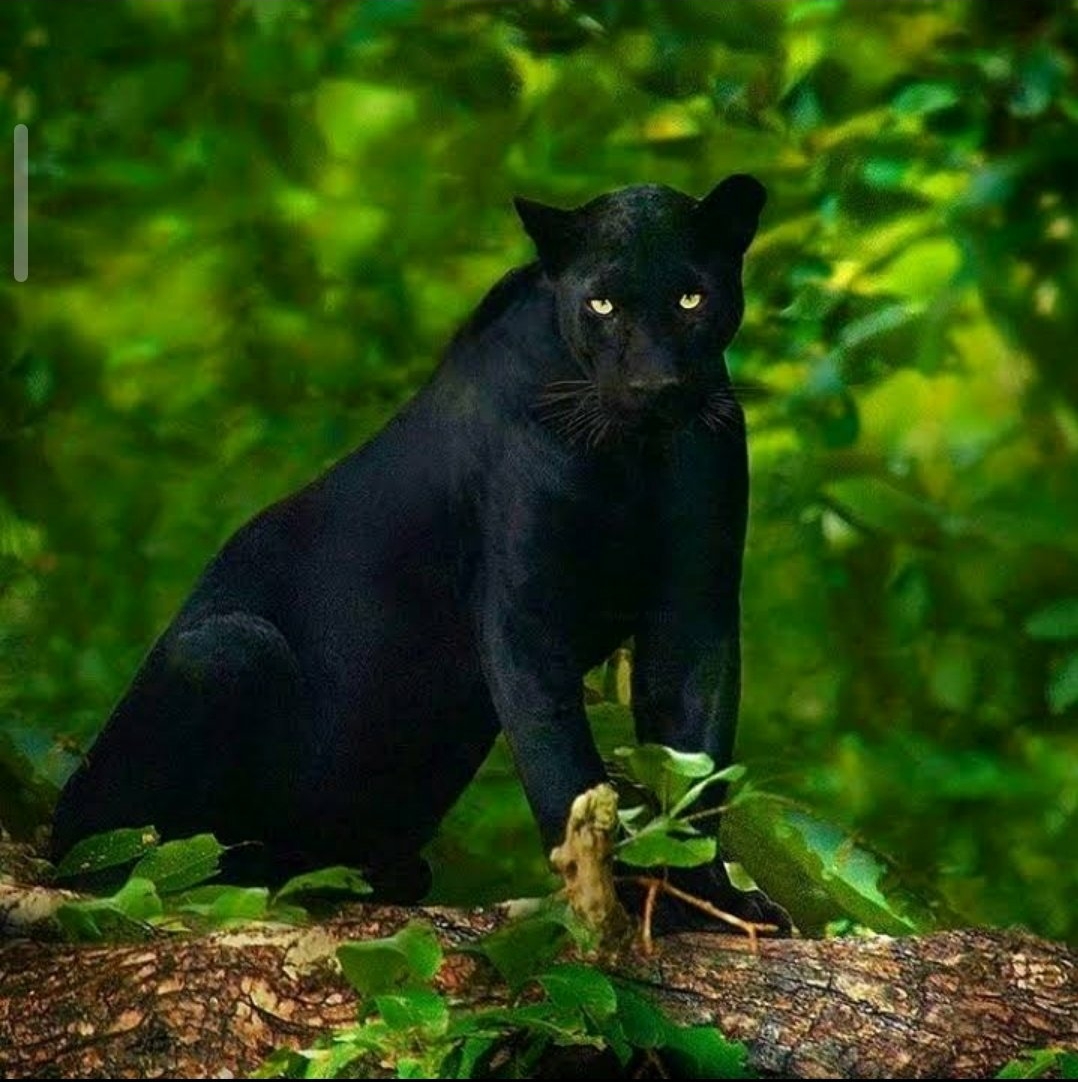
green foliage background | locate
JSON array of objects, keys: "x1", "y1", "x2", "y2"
[{"x1": 1, "y1": 0, "x2": 1076, "y2": 941}]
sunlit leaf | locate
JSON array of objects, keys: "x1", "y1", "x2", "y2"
[
  {"x1": 131, "y1": 834, "x2": 225, "y2": 893},
  {"x1": 613, "y1": 745, "x2": 715, "y2": 810},
  {"x1": 207, "y1": 886, "x2": 270, "y2": 922},
  {"x1": 618, "y1": 830, "x2": 716, "y2": 869},
  {"x1": 374, "y1": 988, "x2": 449, "y2": 1036}
]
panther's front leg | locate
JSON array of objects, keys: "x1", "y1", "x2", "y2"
[{"x1": 628, "y1": 424, "x2": 791, "y2": 935}]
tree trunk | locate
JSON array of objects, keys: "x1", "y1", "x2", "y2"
[{"x1": 1, "y1": 901, "x2": 1074, "y2": 1079}]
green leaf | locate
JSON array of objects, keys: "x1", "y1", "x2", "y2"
[
  {"x1": 996, "y1": 1047, "x2": 1071, "y2": 1079},
  {"x1": 1011, "y1": 45, "x2": 1066, "y2": 118},
  {"x1": 928, "y1": 636, "x2": 976, "y2": 713},
  {"x1": 375, "y1": 988, "x2": 449, "y2": 1036},
  {"x1": 337, "y1": 921, "x2": 443, "y2": 997},
  {"x1": 538, "y1": 963, "x2": 618, "y2": 1021},
  {"x1": 862, "y1": 158, "x2": 907, "y2": 190},
  {"x1": 722, "y1": 792, "x2": 958, "y2": 936},
  {"x1": 110, "y1": 876, "x2": 165, "y2": 919},
  {"x1": 1048, "y1": 652, "x2": 1078, "y2": 715},
  {"x1": 837, "y1": 302, "x2": 921, "y2": 352},
  {"x1": 472, "y1": 913, "x2": 569, "y2": 989},
  {"x1": 891, "y1": 81, "x2": 959, "y2": 116},
  {"x1": 275, "y1": 865, "x2": 373, "y2": 902},
  {"x1": 1025, "y1": 599, "x2": 1078, "y2": 641},
  {"x1": 131, "y1": 834, "x2": 225, "y2": 893},
  {"x1": 669, "y1": 764, "x2": 745, "y2": 818},
  {"x1": 664, "y1": 1025, "x2": 752, "y2": 1079},
  {"x1": 172, "y1": 884, "x2": 270, "y2": 922},
  {"x1": 824, "y1": 476, "x2": 939, "y2": 541},
  {"x1": 55, "y1": 876, "x2": 163, "y2": 941},
  {"x1": 303, "y1": 1039, "x2": 370, "y2": 1078},
  {"x1": 613, "y1": 744, "x2": 715, "y2": 810},
  {"x1": 613, "y1": 985, "x2": 666, "y2": 1050},
  {"x1": 209, "y1": 886, "x2": 270, "y2": 922},
  {"x1": 52, "y1": 825, "x2": 159, "y2": 880},
  {"x1": 252, "y1": 1048, "x2": 308, "y2": 1078},
  {"x1": 618, "y1": 830, "x2": 717, "y2": 869},
  {"x1": 452, "y1": 1036, "x2": 496, "y2": 1079}
]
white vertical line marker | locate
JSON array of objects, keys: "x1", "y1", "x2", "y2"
[{"x1": 14, "y1": 125, "x2": 28, "y2": 282}]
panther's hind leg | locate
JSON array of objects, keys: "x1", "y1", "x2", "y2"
[{"x1": 50, "y1": 612, "x2": 310, "y2": 874}]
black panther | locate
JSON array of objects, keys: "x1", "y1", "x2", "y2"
[{"x1": 51, "y1": 176, "x2": 788, "y2": 930}]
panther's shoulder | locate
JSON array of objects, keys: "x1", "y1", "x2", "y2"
[{"x1": 458, "y1": 261, "x2": 545, "y2": 339}]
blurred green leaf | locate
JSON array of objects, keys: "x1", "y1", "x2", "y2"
[
  {"x1": 824, "y1": 476, "x2": 939, "y2": 541},
  {"x1": 1048, "y1": 652, "x2": 1078, "y2": 715},
  {"x1": 891, "y1": 81, "x2": 959, "y2": 116},
  {"x1": 1010, "y1": 46, "x2": 1066, "y2": 118},
  {"x1": 928, "y1": 636, "x2": 976, "y2": 713},
  {"x1": 1025, "y1": 600, "x2": 1078, "y2": 642}
]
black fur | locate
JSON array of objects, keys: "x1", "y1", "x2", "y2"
[{"x1": 51, "y1": 178, "x2": 788, "y2": 929}]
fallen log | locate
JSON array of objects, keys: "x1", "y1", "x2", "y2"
[{"x1": 1, "y1": 898, "x2": 1074, "y2": 1078}]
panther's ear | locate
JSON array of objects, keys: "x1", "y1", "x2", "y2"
[
  {"x1": 695, "y1": 174, "x2": 767, "y2": 255},
  {"x1": 514, "y1": 196, "x2": 581, "y2": 274}
]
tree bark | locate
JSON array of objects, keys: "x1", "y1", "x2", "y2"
[{"x1": 1, "y1": 900, "x2": 1074, "y2": 1079}]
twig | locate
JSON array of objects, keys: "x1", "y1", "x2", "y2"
[
  {"x1": 641, "y1": 878, "x2": 660, "y2": 956},
  {"x1": 675, "y1": 805, "x2": 728, "y2": 827},
  {"x1": 622, "y1": 876, "x2": 779, "y2": 949}
]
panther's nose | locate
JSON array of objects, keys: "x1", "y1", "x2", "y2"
[
  {"x1": 627, "y1": 375, "x2": 680, "y2": 395},
  {"x1": 626, "y1": 375, "x2": 683, "y2": 412}
]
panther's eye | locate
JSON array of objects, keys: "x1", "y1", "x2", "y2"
[
  {"x1": 587, "y1": 298, "x2": 615, "y2": 316},
  {"x1": 678, "y1": 292, "x2": 704, "y2": 310}
]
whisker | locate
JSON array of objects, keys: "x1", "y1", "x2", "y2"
[
  {"x1": 536, "y1": 377, "x2": 629, "y2": 454},
  {"x1": 564, "y1": 402, "x2": 602, "y2": 442},
  {"x1": 724, "y1": 381, "x2": 774, "y2": 400},
  {"x1": 699, "y1": 388, "x2": 747, "y2": 440}
]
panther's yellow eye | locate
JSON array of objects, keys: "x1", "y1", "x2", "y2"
[
  {"x1": 679, "y1": 292, "x2": 703, "y2": 310},
  {"x1": 588, "y1": 298, "x2": 615, "y2": 316}
]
